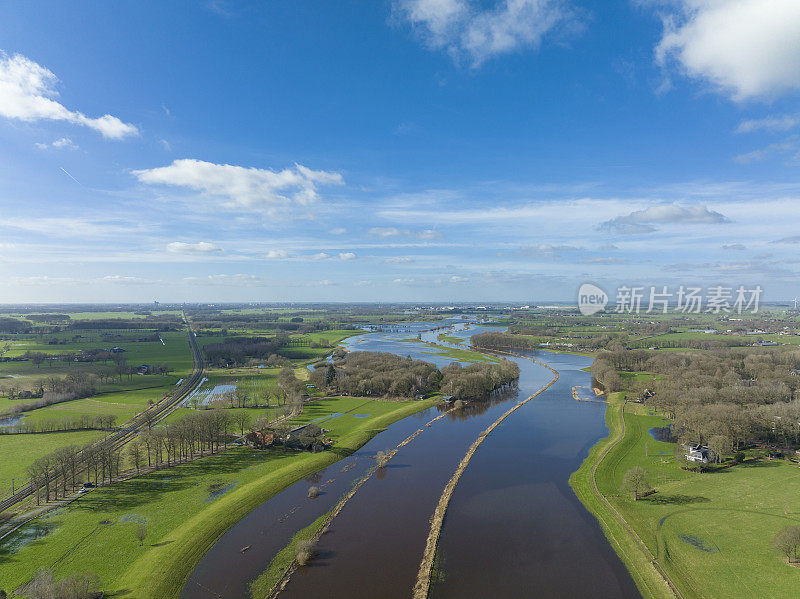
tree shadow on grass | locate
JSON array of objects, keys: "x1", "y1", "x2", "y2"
[
  {"x1": 737, "y1": 459, "x2": 783, "y2": 469},
  {"x1": 72, "y1": 448, "x2": 297, "y2": 515},
  {"x1": 643, "y1": 494, "x2": 711, "y2": 505}
]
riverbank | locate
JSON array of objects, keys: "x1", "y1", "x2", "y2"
[
  {"x1": 570, "y1": 393, "x2": 800, "y2": 598},
  {"x1": 119, "y1": 399, "x2": 434, "y2": 598},
  {"x1": 568, "y1": 393, "x2": 676, "y2": 599}
]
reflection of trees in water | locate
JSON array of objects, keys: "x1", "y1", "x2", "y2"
[
  {"x1": 440, "y1": 386, "x2": 520, "y2": 421},
  {"x1": 306, "y1": 469, "x2": 325, "y2": 484}
]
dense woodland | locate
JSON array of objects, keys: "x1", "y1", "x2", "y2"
[
  {"x1": 593, "y1": 348, "x2": 800, "y2": 459},
  {"x1": 308, "y1": 351, "x2": 519, "y2": 400}
]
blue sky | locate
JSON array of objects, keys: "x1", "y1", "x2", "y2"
[{"x1": 1, "y1": 0, "x2": 800, "y2": 303}]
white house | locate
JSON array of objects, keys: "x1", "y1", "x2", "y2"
[{"x1": 684, "y1": 444, "x2": 710, "y2": 463}]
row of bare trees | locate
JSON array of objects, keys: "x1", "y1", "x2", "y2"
[{"x1": 1, "y1": 414, "x2": 117, "y2": 435}]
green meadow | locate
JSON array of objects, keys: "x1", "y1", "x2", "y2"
[
  {"x1": 572, "y1": 393, "x2": 800, "y2": 599},
  {"x1": 0, "y1": 396, "x2": 433, "y2": 598}
]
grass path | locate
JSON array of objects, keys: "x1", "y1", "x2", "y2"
[{"x1": 573, "y1": 394, "x2": 679, "y2": 599}]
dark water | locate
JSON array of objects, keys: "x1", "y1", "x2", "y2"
[
  {"x1": 183, "y1": 323, "x2": 639, "y2": 598},
  {"x1": 429, "y1": 351, "x2": 639, "y2": 599},
  {"x1": 181, "y1": 319, "x2": 488, "y2": 599},
  {"x1": 281, "y1": 350, "x2": 638, "y2": 599}
]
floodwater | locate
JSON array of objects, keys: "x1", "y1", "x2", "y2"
[
  {"x1": 281, "y1": 350, "x2": 638, "y2": 599},
  {"x1": 182, "y1": 320, "x2": 639, "y2": 598},
  {"x1": 181, "y1": 318, "x2": 486, "y2": 599}
]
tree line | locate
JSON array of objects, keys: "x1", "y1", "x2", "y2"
[{"x1": 0, "y1": 413, "x2": 117, "y2": 435}]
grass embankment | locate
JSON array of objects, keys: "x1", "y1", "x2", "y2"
[
  {"x1": 571, "y1": 394, "x2": 800, "y2": 599},
  {"x1": 0, "y1": 397, "x2": 432, "y2": 598},
  {"x1": 249, "y1": 512, "x2": 331, "y2": 598},
  {"x1": 119, "y1": 398, "x2": 432, "y2": 599}
]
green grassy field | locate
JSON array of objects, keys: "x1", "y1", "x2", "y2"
[
  {"x1": 0, "y1": 430, "x2": 106, "y2": 498},
  {"x1": 571, "y1": 393, "x2": 800, "y2": 599},
  {"x1": 0, "y1": 396, "x2": 433, "y2": 598},
  {"x1": 419, "y1": 345, "x2": 501, "y2": 363}
]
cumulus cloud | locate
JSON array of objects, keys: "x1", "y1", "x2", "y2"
[
  {"x1": 133, "y1": 159, "x2": 344, "y2": 214},
  {"x1": 338, "y1": 252, "x2": 357, "y2": 260},
  {"x1": 265, "y1": 249, "x2": 289, "y2": 259},
  {"x1": 35, "y1": 136, "x2": 77, "y2": 150},
  {"x1": 736, "y1": 114, "x2": 800, "y2": 134},
  {"x1": 599, "y1": 204, "x2": 729, "y2": 234},
  {"x1": 166, "y1": 241, "x2": 222, "y2": 254},
  {"x1": 654, "y1": 0, "x2": 800, "y2": 100},
  {"x1": 396, "y1": 0, "x2": 577, "y2": 66},
  {"x1": 0, "y1": 52, "x2": 138, "y2": 138},
  {"x1": 311, "y1": 252, "x2": 330, "y2": 261}
]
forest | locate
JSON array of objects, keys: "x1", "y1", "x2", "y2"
[
  {"x1": 593, "y1": 347, "x2": 800, "y2": 459},
  {"x1": 307, "y1": 351, "x2": 520, "y2": 400}
]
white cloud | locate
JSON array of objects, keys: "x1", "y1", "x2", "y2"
[
  {"x1": 599, "y1": 204, "x2": 729, "y2": 234},
  {"x1": 311, "y1": 252, "x2": 330, "y2": 261},
  {"x1": 0, "y1": 52, "x2": 138, "y2": 138},
  {"x1": 159, "y1": 138, "x2": 172, "y2": 151},
  {"x1": 736, "y1": 114, "x2": 800, "y2": 134},
  {"x1": 396, "y1": 0, "x2": 575, "y2": 66},
  {"x1": 133, "y1": 159, "x2": 344, "y2": 214},
  {"x1": 0, "y1": 216, "x2": 153, "y2": 239},
  {"x1": 450, "y1": 275, "x2": 469, "y2": 282},
  {"x1": 328, "y1": 227, "x2": 347, "y2": 235},
  {"x1": 385, "y1": 256, "x2": 414, "y2": 263},
  {"x1": 99, "y1": 275, "x2": 152, "y2": 285},
  {"x1": 733, "y1": 140, "x2": 797, "y2": 163},
  {"x1": 265, "y1": 249, "x2": 289, "y2": 259},
  {"x1": 338, "y1": 252, "x2": 357, "y2": 260},
  {"x1": 417, "y1": 229, "x2": 442, "y2": 240},
  {"x1": 654, "y1": 0, "x2": 800, "y2": 100},
  {"x1": 368, "y1": 227, "x2": 406, "y2": 238},
  {"x1": 36, "y1": 136, "x2": 78, "y2": 150},
  {"x1": 183, "y1": 273, "x2": 267, "y2": 286},
  {"x1": 166, "y1": 241, "x2": 222, "y2": 254}
]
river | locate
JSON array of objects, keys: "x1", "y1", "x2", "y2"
[{"x1": 182, "y1": 319, "x2": 638, "y2": 598}]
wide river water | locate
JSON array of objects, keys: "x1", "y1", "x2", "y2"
[{"x1": 182, "y1": 319, "x2": 638, "y2": 598}]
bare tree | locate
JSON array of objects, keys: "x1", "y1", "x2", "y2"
[
  {"x1": 773, "y1": 525, "x2": 800, "y2": 563},
  {"x1": 233, "y1": 411, "x2": 252, "y2": 437},
  {"x1": 136, "y1": 523, "x2": 147, "y2": 547},
  {"x1": 620, "y1": 466, "x2": 650, "y2": 500}
]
